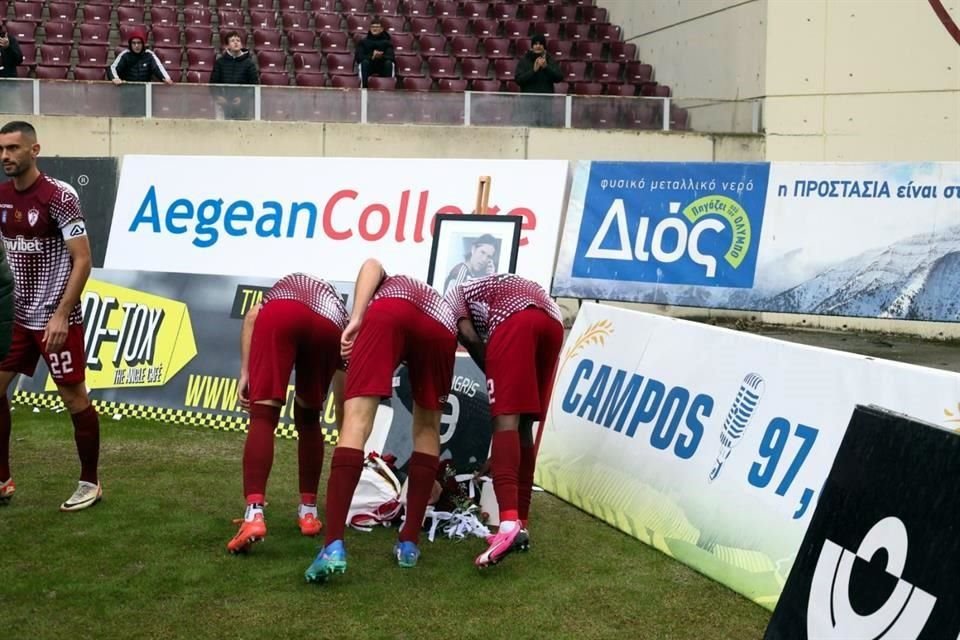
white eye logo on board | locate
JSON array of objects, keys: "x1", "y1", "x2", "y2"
[{"x1": 807, "y1": 516, "x2": 936, "y2": 639}]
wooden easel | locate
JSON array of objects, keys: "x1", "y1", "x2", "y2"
[{"x1": 474, "y1": 175, "x2": 492, "y2": 214}]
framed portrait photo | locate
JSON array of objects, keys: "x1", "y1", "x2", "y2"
[{"x1": 427, "y1": 214, "x2": 523, "y2": 294}]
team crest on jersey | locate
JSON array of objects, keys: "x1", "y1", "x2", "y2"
[{"x1": 27, "y1": 208, "x2": 39, "y2": 227}]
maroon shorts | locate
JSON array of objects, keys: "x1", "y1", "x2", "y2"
[
  {"x1": 485, "y1": 308, "x2": 564, "y2": 422},
  {"x1": 0, "y1": 322, "x2": 87, "y2": 385},
  {"x1": 248, "y1": 299, "x2": 342, "y2": 407},
  {"x1": 345, "y1": 298, "x2": 457, "y2": 410}
]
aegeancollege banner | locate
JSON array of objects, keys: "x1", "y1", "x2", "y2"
[
  {"x1": 105, "y1": 156, "x2": 568, "y2": 288},
  {"x1": 553, "y1": 161, "x2": 960, "y2": 321},
  {"x1": 536, "y1": 303, "x2": 960, "y2": 609}
]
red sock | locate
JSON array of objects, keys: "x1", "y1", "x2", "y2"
[
  {"x1": 295, "y1": 403, "x2": 324, "y2": 505},
  {"x1": 491, "y1": 430, "x2": 520, "y2": 523},
  {"x1": 323, "y1": 446, "x2": 364, "y2": 545},
  {"x1": 0, "y1": 396, "x2": 10, "y2": 480},
  {"x1": 399, "y1": 451, "x2": 439, "y2": 544},
  {"x1": 242, "y1": 404, "x2": 281, "y2": 504},
  {"x1": 518, "y1": 443, "x2": 536, "y2": 526},
  {"x1": 70, "y1": 405, "x2": 100, "y2": 485}
]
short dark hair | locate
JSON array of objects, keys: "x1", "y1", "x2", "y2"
[
  {"x1": 473, "y1": 234, "x2": 497, "y2": 247},
  {"x1": 0, "y1": 121, "x2": 37, "y2": 139},
  {"x1": 370, "y1": 15, "x2": 383, "y2": 25},
  {"x1": 224, "y1": 30, "x2": 242, "y2": 43}
]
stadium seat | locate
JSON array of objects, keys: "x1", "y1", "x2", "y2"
[
  {"x1": 580, "y1": 6, "x2": 607, "y2": 24},
  {"x1": 551, "y1": 6, "x2": 578, "y2": 24},
  {"x1": 438, "y1": 78, "x2": 468, "y2": 91},
  {"x1": 471, "y1": 78, "x2": 501, "y2": 91},
  {"x1": 293, "y1": 51, "x2": 323, "y2": 73},
  {"x1": 185, "y1": 69, "x2": 212, "y2": 83},
  {"x1": 379, "y1": 15, "x2": 406, "y2": 34},
  {"x1": 12, "y1": 2, "x2": 42, "y2": 23},
  {"x1": 563, "y1": 23, "x2": 590, "y2": 41},
  {"x1": 253, "y1": 29, "x2": 285, "y2": 51},
  {"x1": 345, "y1": 15, "x2": 372, "y2": 37},
  {"x1": 281, "y1": 11, "x2": 310, "y2": 31},
  {"x1": 153, "y1": 47, "x2": 182, "y2": 70},
  {"x1": 257, "y1": 50, "x2": 287, "y2": 73},
  {"x1": 164, "y1": 68, "x2": 183, "y2": 83},
  {"x1": 340, "y1": 0, "x2": 369, "y2": 15},
  {"x1": 642, "y1": 84, "x2": 672, "y2": 98},
  {"x1": 433, "y1": 0, "x2": 460, "y2": 18},
  {"x1": 80, "y1": 4, "x2": 112, "y2": 24},
  {"x1": 186, "y1": 48, "x2": 216, "y2": 71},
  {"x1": 4, "y1": 21, "x2": 36, "y2": 44},
  {"x1": 47, "y1": 3, "x2": 79, "y2": 23},
  {"x1": 250, "y1": 10, "x2": 279, "y2": 30},
  {"x1": 609, "y1": 41, "x2": 637, "y2": 63},
  {"x1": 329, "y1": 74, "x2": 361, "y2": 88},
  {"x1": 503, "y1": 20, "x2": 532, "y2": 40},
  {"x1": 42, "y1": 21, "x2": 75, "y2": 45},
  {"x1": 218, "y1": 9, "x2": 246, "y2": 31},
  {"x1": 451, "y1": 35, "x2": 482, "y2": 58},
  {"x1": 78, "y1": 24, "x2": 110, "y2": 45},
  {"x1": 573, "y1": 41, "x2": 603, "y2": 62},
  {"x1": 400, "y1": 76, "x2": 431, "y2": 91},
  {"x1": 515, "y1": 37, "x2": 532, "y2": 55},
  {"x1": 594, "y1": 24, "x2": 621, "y2": 42},
  {"x1": 591, "y1": 61, "x2": 622, "y2": 83},
  {"x1": 319, "y1": 31, "x2": 349, "y2": 53},
  {"x1": 470, "y1": 18, "x2": 500, "y2": 38},
  {"x1": 152, "y1": 25, "x2": 182, "y2": 48},
  {"x1": 314, "y1": 14, "x2": 342, "y2": 33},
  {"x1": 460, "y1": 57, "x2": 489, "y2": 79},
  {"x1": 553, "y1": 80, "x2": 569, "y2": 94},
  {"x1": 491, "y1": 3, "x2": 517, "y2": 21},
  {"x1": 150, "y1": 6, "x2": 178, "y2": 27},
  {"x1": 531, "y1": 22, "x2": 561, "y2": 41},
  {"x1": 73, "y1": 66, "x2": 108, "y2": 81},
  {"x1": 560, "y1": 60, "x2": 586, "y2": 82},
  {"x1": 367, "y1": 76, "x2": 397, "y2": 90},
  {"x1": 547, "y1": 39, "x2": 575, "y2": 61},
  {"x1": 77, "y1": 44, "x2": 110, "y2": 68},
  {"x1": 670, "y1": 106, "x2": 690, "y2": 130},
  {"x1": 38, "y1": 44, "x2": 71, "y2": 67},
  {"x1": 409, "y1": 17, "x2": 440, "y2": 35},
  {"x1": 35, "y1": 65, "x2": 69, "y2": 79},
  {"x1": 493, "y1": 58, "x2": 514, "y2": 82},
  {"x1": 418, "y1": 34, "x2": 447, "y2": 57},
  {"x1": 184, "y1": 26, "x2": 215, "y2": 48},
  {"x1": 517, "y1": 4, "x2": 548, "y2": 22},
  {"x1": 394, "y1": 53, "x2": 425, "y2": 77},
  {"x1": 391, "y1": 32, "x2": 416, "y2": 55},
  {"x1": 440, "y1": 17, "x2": 470, "y2": 38},
  {"x1": 402, "y1": 0, "x2": 431, "y2": 17},
  {"x1": 295, "y1": 72, "x2": 327, "y2": 86},
  {"x1": 117, "y1": 7, "x2": 146, "y2": 25},
  {"x1": 215, "y1": 0, "x2": 244, "y2": 8},
  {"x1": 287, "y1": 30, "x2": 318, "y2": 52},
  {"x1": 625, "y1": 62, "x2": 653, "y2": 85},
  {"x1": 182, "y1": 7, "x2": 212, "y2": 27},
  {"x1": 260, "y1": 71, "x2": 291, "y2": 86},
  {"x1": 463, "y1": 2, "x2": 492, "y2": 19},
  {"x1": 427, "y1": 56, "x2": 458, "y2": 79},
  {"x1": 572, "y1": 81, "x2": 602, "y2": 95},
  {"x1": 605, "y1": 83, "x2": 637, "y2": 97},
  {"x1": 325, "y1": 52, "x2": 356, "y2": 75},
  {"x1": 279, "y1": 0, "x2": 309, "y2": 10},
  {"x1": 374, "y1": 0, "x2": 402, "y2": 15},
  {"x1": 483, "y1": 37, "x2": 511, "y2": 59},
  {"x1": 504, "y1": 79, "x2": 521, "y2": 92}
]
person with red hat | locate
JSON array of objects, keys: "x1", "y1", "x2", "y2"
[{"x1": 107, "y1": 28, "x2": 173, "y2": 85}]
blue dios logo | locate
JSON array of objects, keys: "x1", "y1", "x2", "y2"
[{"x1": 571, "y1": 163, "x2": 769, "y2": 288}]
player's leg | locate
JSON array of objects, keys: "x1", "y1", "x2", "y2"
[
  {"x1": 292, "y1": 315, "x2": 342, "y2": 537},
  {"x1": 307, "y1": 300, "x2": 402, "y2": 583},
  {"x1": 517, "y1": 415, "x2": 536, "y2": 529},
  {"x1": 43, "y1": 325, "x2": 102, "y2": 512},
  {"x1": 228, "y1": 302, "x2": 296, "y2": 552},
  {"x1": 0, "y1": 323, "x2": 43, "y2": 503}
]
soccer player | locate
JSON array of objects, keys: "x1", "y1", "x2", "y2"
[
  {"x1": 0, "y1": 121, "x2": 100, "y2": 511},
  {"x1": 444, "y1": 273, "x2": 564, "y2": 568},
  {"x1": 227, "y1": 273, "x2": 347, "y2": 554},
  {"x1": 305, "y1": 258, "x2": 457, "y2": 582}
]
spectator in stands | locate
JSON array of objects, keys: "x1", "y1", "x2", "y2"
[
  {"x1": 107, "y1": 28, "x2": 174, "y2": 86},
  {"x1": 355, "y1": 16, "x2": 395, "y2": 89},
  {"x1": 515, "y1": 33, "x2": 563, "y2": 127},
  {"x1": 0, "y1": 20, "x2": 24, "y2": 79},
  {"x1": 211, "y1": 31, "x2": 259, "y2": 120}
]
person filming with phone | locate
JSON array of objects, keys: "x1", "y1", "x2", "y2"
[
  {"x1": 0, "y1": 21, "x2": 24, "y2": 79},
  {"x1": 515, "y1": 33, "x2": 562, "y2": 126}
]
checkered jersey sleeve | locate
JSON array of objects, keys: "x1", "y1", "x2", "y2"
[
  {"x1": 442, "y1": 284, "x2": 470, "y2": 323},
  {"x1": 48, "y1": 180, "x2": 84, "y2": 228}
]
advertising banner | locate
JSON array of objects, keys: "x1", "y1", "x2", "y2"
[
  {"x1": 104, "y1": 156, "x2": 568, "y2": 288},
  {"x1": 554, "y1": 161, "x2": 960, "y2": 322},
  {"x1": 15, "y1": 269, "x2": 494, "y2": 468},
  {"x1": 766, "y1": 406, "x2": 960, "y2": 639},
  {"x1": 536, "y1": 303, "x2": 960, "y2": 609}
]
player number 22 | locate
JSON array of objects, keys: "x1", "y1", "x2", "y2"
[{"x1": 48, "y1": 351, "x2": 74, "y2": 377}]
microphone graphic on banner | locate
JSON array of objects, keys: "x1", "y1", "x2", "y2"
[{"x1": 709, "y1": 373, "x2": 765, "y2": 482}]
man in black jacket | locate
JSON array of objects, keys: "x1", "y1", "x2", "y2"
[
  {"x1": 514, "y1": 34, "x2": 563, "y2": 127},
  {"x1": 211, "y1": 31, "x2": 260, "y2": 120},
  {"x1": 107, "y1": 28, "x2": 173, "y2": 85},
  {"x1": 356, "y1": 17, "x2": 394, "y2": 89},
  {"x1": 0, "y1": 21, "x2": 24, "y2": 80}
]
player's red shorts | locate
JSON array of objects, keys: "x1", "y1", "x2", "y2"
[
  {"x1": 0, "y1": 322, "x2": 87, "y2": 385},
  {"x1": 345, "y1": 298, "x2": 457, "y2": 410},
  {"x1": 485, "y1": 307, "x2": 564, "y2": 422},
  {"x1": 248, "y1": 299, "x2": 342, "y2": 407}
]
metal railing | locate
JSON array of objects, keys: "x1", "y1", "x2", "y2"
[{"x1": 0, "y1": 79, "x2": 763, "y2": 133}]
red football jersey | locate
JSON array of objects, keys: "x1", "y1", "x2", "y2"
[
  {"x1": 0, "y1": 174, "x2": 85, "y2": 329},
  {"x1": 444, "y1": 274, "x2": 562, "y2": 341},
  {"x1": 262, "y1": 273, "x2": 349, "y2": 330},
  {"x1": 372, "y1": 274, "x2": 457, "y2": 334}
]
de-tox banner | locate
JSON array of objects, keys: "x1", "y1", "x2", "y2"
[
  {"x1": 105, "y1": 156, "x2": 567, "y2": 289},
  {"x1": 554, "y1": 161, "x2": 960, "y2": 322},
  {"x1": 15, "y1": 269, "x2": 495, "y2": 468},
  {"x1": 536, "y1": 303, "x2": 960, "y2": 609}
]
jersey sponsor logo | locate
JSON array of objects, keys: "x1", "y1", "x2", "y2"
[
  {"x1": 27, "y1": 208, "x2": 39, "y2": 227},
  {"x1": 3, "y1": 235, "x2": 43, "y2": 253}
]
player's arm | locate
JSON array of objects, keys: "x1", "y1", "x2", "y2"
[
  {"x1": 331, "y1": 368, "x2": 346, "y2": 430},
  {"x1": 44, "y1": 232, "x2": 92, "y2": 353},
  {"x1": 341, "y1": 258, "x2": 386, "y2": 358},
  {"x1": 457, "y1": 317, "x2": 486, "y2": 372},
  {"x1": 237, "y1": 303, "x2": 261, "y2": 410}
]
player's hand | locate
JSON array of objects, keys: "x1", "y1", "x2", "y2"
[
  {"x1": 237, "y1": 371, "x2": 250, "y2": 411},
  {"x1": 341, "y1": 317, "x2": 362, "y2": 359},
  {"x1": 111, "y1": 78, "x2": 123, "y2": 85},
  {"x1": 43, "y1": 313, "x2": 69, "y2": 353}
]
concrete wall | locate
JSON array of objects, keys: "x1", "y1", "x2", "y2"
[
  {"x1": 603, "y1": 0, "x2": 768, "y2": 101},
  {"x1": 30, "y1": 115, "x2": 763, "y2": 161}
]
